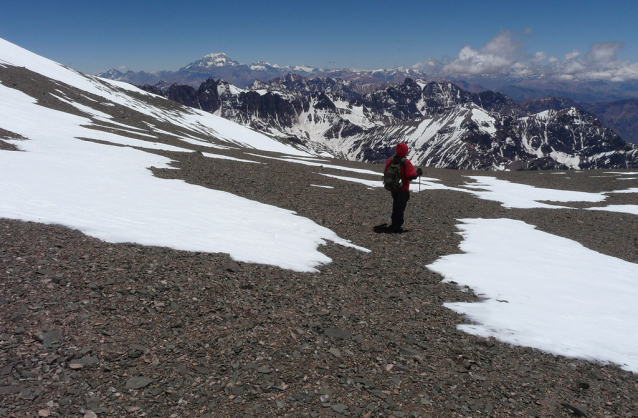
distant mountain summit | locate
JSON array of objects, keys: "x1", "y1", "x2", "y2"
[{"x1": 183, "y1": 53, "x2": 241, "y2": 70}]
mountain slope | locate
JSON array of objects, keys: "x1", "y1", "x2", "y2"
[
  {"x1": 2, "y1": 37, "x2": 638, "y2": 418},
  {"x1": 519, "y1": 96, "x2": 638, "y2": 145},
  {"x1": 0, "y1": 39, "x2": 310, "y2": 156},
  {"x1": 0, "y1": 37, "x2": 369, "y2": 272}
]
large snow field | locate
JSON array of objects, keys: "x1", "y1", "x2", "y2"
[
  {"x1": 0, "y1": 83, "x2": 368, "y2": 273},
  {"x1": 427, "y1": 218, "x2": 638, "y2": 373},
  {"x1": 317, "y1": 170, "x2": 638, "y2": 372}
]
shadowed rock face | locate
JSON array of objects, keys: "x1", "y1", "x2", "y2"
[
  {"x1": 166, "y1": 84, "x2": 199, "y2": 109},
  {"x1": 141, "y1": 76, "x2": 638, "y2": 170},
  {"x1": 519, "y1": 96, "x2": 638, "y2": 145},
  {"x1": 580, "y1": 99, "x2": 638, "y2": 145}
]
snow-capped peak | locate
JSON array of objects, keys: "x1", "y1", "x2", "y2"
[
  {"x1": 186, "y1": 52, "x2": 240, "y2": 70},
  {"x1": 292, "y1": 65, "x2": 319, "y2": 73},
  {"x1": 250, "y1": 60, "x2": 279, "y2": 69}
]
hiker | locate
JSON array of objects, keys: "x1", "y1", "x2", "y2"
[{"x1": 383, "y1": 142, "x2": 423, "y2": 233}]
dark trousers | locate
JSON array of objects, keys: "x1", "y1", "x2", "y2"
[{"x1": 391, "y1": 190, "x2": 410, "y2": 227}]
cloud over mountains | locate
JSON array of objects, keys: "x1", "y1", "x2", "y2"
[{"x1": 416, "y1": 31, "x2": 638, "y2": 82}]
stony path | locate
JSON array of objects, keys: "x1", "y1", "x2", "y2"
[{"x1": 1, "y1": 147, "x2": 637, "y2": 417}]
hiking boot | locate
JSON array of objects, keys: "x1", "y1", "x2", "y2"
[{"x1": 391, "y1": 225, "x2": 404, "y2": 233}]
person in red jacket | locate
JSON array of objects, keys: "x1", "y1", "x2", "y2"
[{"x1": 383, "y1": 143, "x2": 423, "y2": 233}]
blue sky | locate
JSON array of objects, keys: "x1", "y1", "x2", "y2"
[{"x1": 1, "y1": 0, "x2": 637, "y2": 76}]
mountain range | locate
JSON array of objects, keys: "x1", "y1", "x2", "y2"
[
  {"x1": 139, "y1": 74, "x2": 638, "y2": 170},
  {"x1": 99, "y1": 53, "x2": 638, "y2": 101},
  {"x1": 0, "y1": 38, "x2": 636, "y2": 171},
  {"x1": 98, "y1": 52, "x2": 423, "y2": 90},
  {"x1": 99, "y1": 53, "x2": 638, "y2": 146}
]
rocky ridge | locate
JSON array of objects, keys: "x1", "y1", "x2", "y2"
[
  {"x1": 141, "y1": 75, "x2": 638, "y2": 170},
  {"x1": 97, "y1": 51, "x2": 638, "y2": 147}
]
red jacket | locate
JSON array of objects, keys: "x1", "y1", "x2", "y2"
[{"x1": 384, "y1": 143, "x2": 418, "y2": 191}]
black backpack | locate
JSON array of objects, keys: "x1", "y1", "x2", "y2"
[{"x1": 383, "y1": 156, "x2": 405, "y2": 192}]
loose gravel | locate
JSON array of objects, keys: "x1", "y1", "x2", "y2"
[{"x1": 2, "y1": 146, "x2": 638, "y2": 418}]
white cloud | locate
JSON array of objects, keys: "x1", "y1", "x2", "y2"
[
  {"x1": 533, "y1": 51, "x2": 546, "y2": 63},
  {"x1": 442, "y1": 31, "x2": 522, "y2": 75},
  {"x1": 554, "y1": 43, "x2": 638, "y2": 82},
  {"x1": 565, "y1": 50, "x2": 581, "y2": 60},
  {"x1": 561, "y1": 59, "x2": 587, "y2": 75},
  {"x1": 586, "y1": 42, "x2": 623, "y2": 64},
  {"x1": 415, "y1": 31, "x2": 638, "y2": 82}
]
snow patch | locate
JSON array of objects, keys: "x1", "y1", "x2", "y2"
[
  {"x1": 461, "y1": 176, "x2": 607, "y2": 209},
  {"x1": 427, "y1": 218, "x2": 638, "y2": 373}
]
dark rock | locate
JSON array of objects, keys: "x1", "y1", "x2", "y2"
[
  {"x1": 69, "y1": 356, "x2": 99, "y2": 368},
  {"x1": 86, "y1": 396, "x2": 101, "y2": 408},
  {"x1": 323, "y1": 328, "x2": 352, "y2": 340},
  {"x1": 0, "y1": 386, "x2": 24, "y2": 395},
  {"x1": 399, "y1": 347, "x2": 424, "y2": 357},
  {"x1": 125, "y1": 376, "x2": 153, "y2": 390},
  {"x1": 561, "y1": 403, "x2": 588, "y2": 417},
  {"x1": 368, "y1": 389, "x2": 387, "y2": 399},
  {"x1": 20, "y1": 370, "x2": 38, "y2": 378},
  {"x1": 1, "y1": 365, "x2": 13, "y2": 376},
  {"x1": 222, "y1": 261, "x2": 242, "y2": 272},
  {"x1": 331, "y1": 404, "x2": 348, "y2": 413},
  {"x1": 36, "y1": 330, "x2": 63, "y2": 347}
]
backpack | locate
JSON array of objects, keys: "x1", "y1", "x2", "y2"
[{"x1": 383, "y1": 156, "x2": 405, "y2": 192}]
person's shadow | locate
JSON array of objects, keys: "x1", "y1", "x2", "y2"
[{"x1": 373, "y1": 224, "x2": 406, "y2": 234}]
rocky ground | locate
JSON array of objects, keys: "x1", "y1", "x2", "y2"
[{"x1": 1, "y1": 145, "x2": 638, "y2": 418}]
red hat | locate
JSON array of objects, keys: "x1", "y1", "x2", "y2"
[{"x1": 396, "y1": 142, "x2": 408, "y2": 157}]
